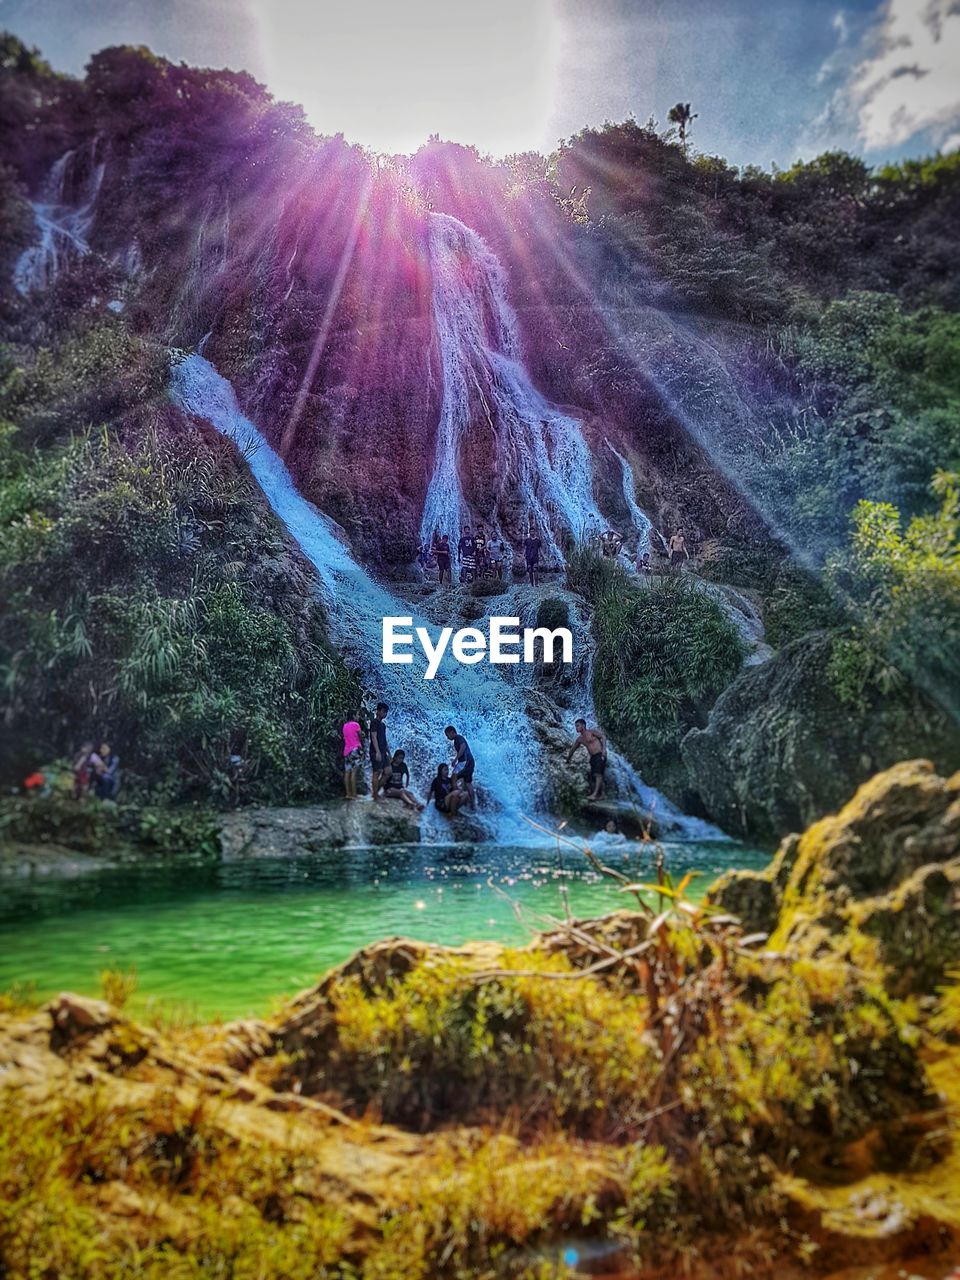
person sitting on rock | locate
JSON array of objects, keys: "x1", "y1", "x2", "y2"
[
  {"x1": 426, "y1": 762, "x2": 468, "y2": 817},
  {"x1": 73, "y1": 741, "x2": 94, "y2": 799},
  {"x1": 566, "y1": 718, "x2": 607, "y2": 801},
  {"x1": 382, "y1": 750, "x2": 423, "y2": 811},
  {"x1": 92, "y1": 741, "x2": 121, "y2": 801}
]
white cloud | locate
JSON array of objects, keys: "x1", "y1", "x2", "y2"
[{"x1": 848, "y1": 0, "x2": 960, "y2": 150}]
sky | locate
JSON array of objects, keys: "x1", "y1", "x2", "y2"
[{"x1": 2, "y1": 0, "x2": 958, "y2": 168}]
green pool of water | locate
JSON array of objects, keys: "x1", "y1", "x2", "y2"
[{"x1": 0, "y1": 838, "x2": 769, "y2": 1020}]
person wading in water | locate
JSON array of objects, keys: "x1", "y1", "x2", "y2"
[{"x1": 566, "y1": 718, "x2": 608, "y2": 801}]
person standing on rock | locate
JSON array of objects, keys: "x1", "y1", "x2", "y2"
[
  {"x1": 487, "y1": 534, "x2": 506, "y2": 580},
  {"x1": 524, "y1": 527, "x2": 542, "y2": 587},
  {"x1": 668, "y1": 529, "x2": 689, "y2": 572},
  {"x1": 458, "y1": 527, "x2": 477, "y2": 584},
  {"x1": 369, "y1": 703, "x2": 390, "y2": 801},
  {"x1": 444, "y1": 725, "x2": 476, "y2": 811},
  {"x1": 341, "y1": 714, "x2": 363, "y2": 801},
  {"x1": 566, "y1": 718, "x2": 607, "y2": 801},
  {"x1": 435, "y1": 533, "x2": 452, "y2": 586}
]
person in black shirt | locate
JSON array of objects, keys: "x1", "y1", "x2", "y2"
[
  {"x1": 369, "y1": 702, "x2": 389, "y2": 800},
  {"x1": 444, "y1": 724, "x2": 476, "y2": 811},
  {"x1": 434, "y1": 533, "x2": 452, "y2": 585},
  {"x1": 458, "y1": 528, "x2": 476, "y2": 583},
  {"x1": 382, "y1": 749, "x2": 423, "y2": 810},
  {"x1": 524, "y1": 529, "x2": 542, "y2": 587},
  {"x1": 426, "y1": 763, "x2": 468, "y2": 817},
  {"x1": 474, "y1": 527, "x2": 487, "y2": 576}
]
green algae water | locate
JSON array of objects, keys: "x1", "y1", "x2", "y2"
[{"x1": 0, "y1": 839, "x2": 767, "y2": 1020}]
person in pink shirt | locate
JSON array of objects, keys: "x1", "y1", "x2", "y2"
[{"x1": 342, "y1": 714, "x2": 363, "y2": 800}]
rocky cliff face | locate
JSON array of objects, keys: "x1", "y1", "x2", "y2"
[{"x1": 682, "y1": 633, "x2": 960, "y2": 842}]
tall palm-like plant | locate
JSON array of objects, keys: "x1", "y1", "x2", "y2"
[{"x1": 667, "y1": 102, "x2": 698, "y2": 151}]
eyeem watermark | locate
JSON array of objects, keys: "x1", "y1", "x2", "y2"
[{"x1": 383, "y1": 616, "x2": 573, "y2": 680}]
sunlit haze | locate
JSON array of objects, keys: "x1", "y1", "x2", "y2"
[
  {"x1": 250, "y1": 0, "x2": 559, "y2": 155},
  {"x1": 3, "y1": 0, "x2": 960, "y2": 165}
]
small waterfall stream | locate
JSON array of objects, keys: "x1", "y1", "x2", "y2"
[
  {"x1": 421, "y1": 214, "x2": 602, "y2": 559},
  {"x1": 14, "y1": 147, "x2": 106, "y2": 294},
  {"x1": 607, "y1": 440, "x2": 656, "y2": 555}
]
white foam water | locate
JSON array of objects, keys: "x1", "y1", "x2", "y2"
[
  {"x1": 14, "y1": 148, "x2": 106, "y2": 294},
  {"x1": 421, "y1": 214, "x2": 602, "y2": 560}
]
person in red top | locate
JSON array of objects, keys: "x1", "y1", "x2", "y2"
[{"x1": 341, "y1": 714, "x2": 363, "y2": 800}]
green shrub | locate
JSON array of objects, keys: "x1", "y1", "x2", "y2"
[
  {"x1": 323, "y1": 951, "x2": 658, "y2": 1137},
  {"x1": 568, "y1": 551, "x2": 744, "y2": 788}
]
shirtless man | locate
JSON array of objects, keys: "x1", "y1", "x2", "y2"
[
  {"x1": 668, "y1": 529, "x2": 688, "y2": 571},
  {"x1": 566, "y1": 717, "x2": 608, "y2": 800}
]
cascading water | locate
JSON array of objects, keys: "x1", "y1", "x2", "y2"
[
  {"x1": 14, "y1": 147, "x2": 106, "y2": 294},
  {"x1": 171, "y1": 352, "x2": 546, "y2": 841},
  {"x1": 421, "y1": 214, "x2": 602, "y2": 558},
  {"x1": 607, "y1": 441, "x2": 657, "y2": 555}
]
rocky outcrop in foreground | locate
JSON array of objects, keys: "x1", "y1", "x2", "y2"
[
  {"x1": 2, "y1": 762, "x2": 959, "y2": 1279},
  {"x1": 710, "y1": 758, "x2": 960, "y2": 994}
]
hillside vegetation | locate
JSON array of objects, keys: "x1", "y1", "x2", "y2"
[{"x1": 0, "y1": 33, "x2": 957, "y2": 826}]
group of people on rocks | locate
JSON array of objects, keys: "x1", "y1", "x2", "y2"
[
  {"x1": 419, "y1": 526, "x2": 521, "y2": 587},
  {"x1": 341, "y1": 707, "x2": 610, "y2": 814},
  {"x1": 341, "y1": 704, "x2": 477, "y2": 817},
  {"x1": 418, "y1": 517, "x2": 694, "y2": 589},
  {"x1": 72, "y1": 740, "x2": 121, "y2": 801}
]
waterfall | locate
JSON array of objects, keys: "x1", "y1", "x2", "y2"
[
  {"x1": 14, "y1": 148, "x2": 106, "y2": 294},
  {"x1": 607, "y1": 441, "x2": 656, "y2": 556},
  {"x1": 171, "y1": 352, "x2": 544, "y2": 840},
  {"x1": 421, "y1": 214, "x2": 602, "y2": 559},
  {"x1": 171, "y1": 352, "x2": 721, "y2": 843}
]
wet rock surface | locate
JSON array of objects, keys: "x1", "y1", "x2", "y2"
[
  {"x1": 218, "y1": 799, "x2": 423, "y2": 856},
  {"x1": 682, "y1": 632, "x2": 960, "y2": 842}
]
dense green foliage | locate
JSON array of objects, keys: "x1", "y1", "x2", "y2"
[
  {"x1": 826, "y1": 471, "x2": 960, "y2": 719},
  {"x1": 0, "y1": 321, "x2": 360, "y2": 803},
  {"x1": 567, "y1": 550, "x2": 744, "y2": 795},
  {"x1": 0, "y1": 793, "x2": 220, "y2": 859},
  {"x1": 0, "y1": 30, "x2": 958, "y2": 811}
]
